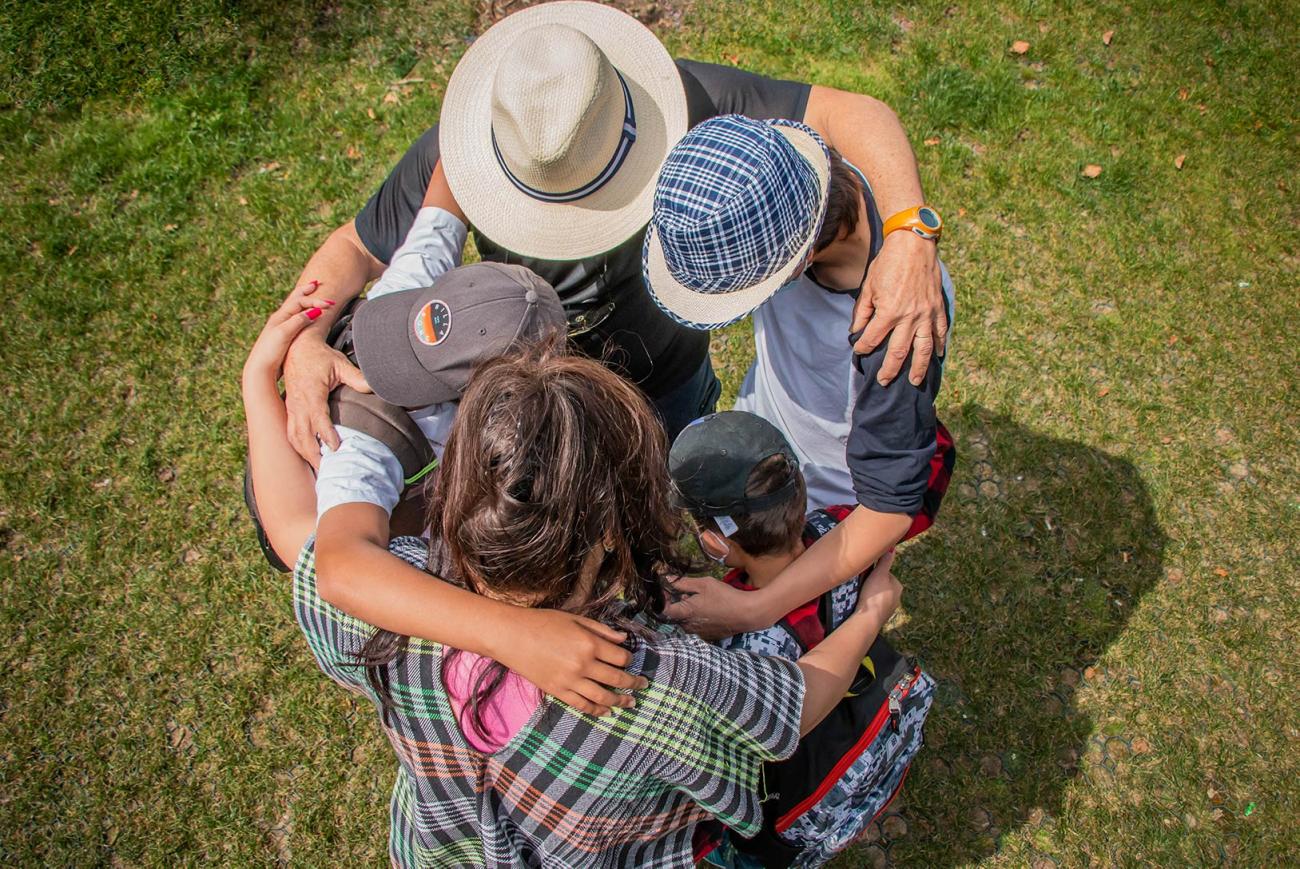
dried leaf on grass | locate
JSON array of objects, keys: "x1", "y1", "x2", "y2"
[
  {"x1": 1011, "y1": 40, "x2": 1030, "y2": 55},
  {"x1": 1102, "y1": 30, "x2": 1114, "y2": 45},
  {"x1": 1174, "y1": 153, "x2": 1186, "y2": 169},
  {"x1": 1082, "y1": 164, "x2": 1103, "y2": 178}
]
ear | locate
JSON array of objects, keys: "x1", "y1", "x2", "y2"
[{"x1": 698, "y1": 529, "x2": 730, "y2": 560}]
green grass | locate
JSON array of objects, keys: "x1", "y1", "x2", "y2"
[{"x1": 1, "y1": 0, "x2": 1296, "y2": 865}]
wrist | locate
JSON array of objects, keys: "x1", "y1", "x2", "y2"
[
  {"x1": 852, "y1": 593, "x2": 895, "y2": 625},
  {"x1": 884, "y1": 227, "x2": 936, "y2": 254},
  {"x1": 478, "y1": 597, "x2": 521, "y2": 661},
  {"x1": 742, "y1": 586, "x2": 778, "y2": 632},
  {"x1": 241, "y1": 359, "x2": 278, "y2": 388}
]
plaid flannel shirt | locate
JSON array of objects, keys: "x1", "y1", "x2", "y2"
[{"x1": 292, "y1": 536, "x2": 804, "y2": 868}]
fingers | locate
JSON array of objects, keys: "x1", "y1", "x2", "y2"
[
  {"x1": 270, "y1": 289, "x2": 333, "y2": 327},
  {"x1": 662, "y1": 597, "x2": 697, "y2": 622},
  {"x1": 934, "y1": 303, "x2": 950, "y2": 358},
  {"x1": 850, "y1": 289, "x2": 876, "y2": 335},
  {"x1": 875, "y1": 326, "x2": 914, "y2": 386},
  {"x1": 336, "y1": 359, "x2": 372, "y2": 395},
  {"x1": 574, "y1": 617, "x2": 629, "y2": 646},
  {"x1": 853, "y1": 310, "x2": 893, "y2": 356},
  {"x1": 871, "y1": 549, "x2": 896, "y2": 575},
  {"x1": 286, "y1": 401, "x2": 322, "y2": 469},
  {"x1": 570, "y1": 680, "x2": 633, "y2": 713},
  {"x1": 907, "y1": 331, "x2": 934, "y2": 386},
  {"x1": 587, "y1": 655, "x2": 642, "y2": 686},
  {"x1": 586, "y1": 661, "x2": 645, "y2": 693},
  {"x1": 312, "y1": 408, "x2": 341, "y2": 453},
  {"x1": 592, "y1": 638, "x2": 633, "y2": 669},
  {"x1": 556, "y1": 691, "x2": 610, "y2": 718},
  {"x1": 666, "y1": 576, "x2": 715, "y2": 597}
]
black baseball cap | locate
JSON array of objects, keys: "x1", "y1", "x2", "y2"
[
  {"x1": 668, "y1": 411, "x2": 800, "y2": 516},
  {"x1": 353, "y1": 263, "x2": 566, "y2": 408}
]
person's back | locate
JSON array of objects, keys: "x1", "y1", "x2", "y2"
[{"x1": 293, "y1": 345, "x2": 807, "y2": 867}]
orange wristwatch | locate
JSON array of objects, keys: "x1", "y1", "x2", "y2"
[{"x1": 882, "y1": 205, "x2": 943, "y2": 241}]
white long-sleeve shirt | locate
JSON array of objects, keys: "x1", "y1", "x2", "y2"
[{"x1": 314, "y1": 207, "x2": 467, "y2": 519}]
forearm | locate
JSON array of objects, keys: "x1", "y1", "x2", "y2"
[
  {"x1": 795, "y1": 604, "x2": 891, "y2": 734},
  {"x1": 315, "y1": 509, "x2": 516, "y2": 659},
  {"x1": 292, "y1": 220, "x2": 385, "y2": 339},
  {"x1": 748, "y1": 506, "x2": 911, "y2": 629},
  {"x1": 241, "y1": 366, "x2": 318, "y2": 563},
  {"x1": 805, "y1": 85, "x2": 924, "y2": 217}
]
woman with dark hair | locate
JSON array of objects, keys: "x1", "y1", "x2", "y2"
[{"x1": 242, "y1": 297, "x2": 901, "y2": 866}]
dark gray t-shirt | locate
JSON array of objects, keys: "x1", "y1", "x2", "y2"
[{"x1": 354, "y1": 59, "x2": 811, "y2": 397}]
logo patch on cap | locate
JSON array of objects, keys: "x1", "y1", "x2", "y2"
[{"x1": 413, "y1": 300, "x2": 451, "y2": 347}]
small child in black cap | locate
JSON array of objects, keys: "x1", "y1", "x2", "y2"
[
  {"x1": 669, "y1": 411, "x2": 937, "y2": 868},
  {"x1": 669, "y1": 411, "x2": 872, "y2": 659}
]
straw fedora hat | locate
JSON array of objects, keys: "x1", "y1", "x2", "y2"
[{"x1": 439, "y1": 1, "x2": 688, "y2": 260}]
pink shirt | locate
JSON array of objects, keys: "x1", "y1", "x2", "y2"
[{"x1": 443, "y1": 651, "x2": 541, "y2": 752}]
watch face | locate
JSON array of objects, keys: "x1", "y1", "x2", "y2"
[{"x1": 919, "y1": 207, "x2": 941, "y2": 229}]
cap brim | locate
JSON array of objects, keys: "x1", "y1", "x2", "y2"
[
  {"x1": 440, "y1": 1, "x2": 688, "y2": 261},
  {"x1": 644, "y1": 125, "x2": 831, "y2": 330},
  {"x1": 352, "y1": 289, "x2": 458, "y2": 408}
]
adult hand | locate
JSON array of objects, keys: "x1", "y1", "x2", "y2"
[
  {"x1": 851, "y1": 231, "x2": 947, "y2": 386},
  {"x1": 282, "y1": 286, "x2": 372, "y2": 467},
  {"x1": 243, "y1": 288, "x2": 333, "y2": 380},
  {"x1": 499, "y1": 608, "x2": 648, "y2": 717},
  {"x1": 663, "y1": 576, "x2": 756, "y2": 641},
  {"x1": 854, "y1": 550, "x2": 902, "y2": 621}
]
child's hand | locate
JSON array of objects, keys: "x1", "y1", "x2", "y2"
[
  {"x1": 244, "y1": 284, "x2": 334, "y2": 380},
  {"x1": 497, "y1": 608, "x2": 649, "y2": 717},
  {"x1": 854, "y1": 550, "x2": 902, "y2": 621},
  {"x1": 663, "y1": 575, "x2": 756, "y2": 641}
]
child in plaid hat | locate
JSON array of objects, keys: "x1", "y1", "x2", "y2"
[{"x1": 644, "y1": 114, "x2": 956, "y2": 641}]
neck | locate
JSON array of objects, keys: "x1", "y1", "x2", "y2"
[
  {"x1": 731, "y1": 539, "x2": 804, "y2": 589},
  {"x1": 476, "y1": 542, "x2": 605, "y2": 609},
  {"x1": 809, "y1": 189, "x2": 873, "y2": 288}
]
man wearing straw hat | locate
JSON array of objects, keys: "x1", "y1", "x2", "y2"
[{"x1": 278, "y1": 1, "x2": 948, "y2": 460}]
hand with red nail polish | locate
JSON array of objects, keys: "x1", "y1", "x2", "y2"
[{"x1": 245, "y1": 297, "x2": 328, "y2": 380}]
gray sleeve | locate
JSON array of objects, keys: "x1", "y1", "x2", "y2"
[
  {"x1": 354, "y1": 124, "x2": 442, "y2": 265},
  {"x1": 846, "y1": 337, "x2": 943, "y2": 515}
]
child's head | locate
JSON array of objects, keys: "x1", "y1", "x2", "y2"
[
  {"x1": 668, "y1": 411, "x2": 807, "y2": 562},
  {"x1": 431, "y1": 338, "x2": 687, "y2": 619},
  {"x1": 811, "y1": 147, "x2": 862, "y2": 255},
  {"x1": 351, "y1": 263, "x2": 566, "y2": 408}
]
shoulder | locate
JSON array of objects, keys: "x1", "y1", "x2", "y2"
[
  {"x1": 674, "y1": 58, "x2": 811, "y2": 122},
  {"x1": 640, "y1": 631, "x2": 801, "y2": 702}
]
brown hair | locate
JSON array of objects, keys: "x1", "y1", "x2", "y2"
[
  {"x1": 355, "y1": 337, "x2": 690, "y2": 731},
  {"x1": 813, "y1": 148, "x2": 862, "y2": 253},
  {"x1": 700, "y1": 454, "x2": 806, "y2": 559}
]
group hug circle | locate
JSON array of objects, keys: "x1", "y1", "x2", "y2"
[{"x1": 242, "y1": 3, "x2": 956, "y2": 866}]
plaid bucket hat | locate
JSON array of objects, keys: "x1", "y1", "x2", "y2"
[{"x1": 642, "y1": 115, "x2": 831, "y2": 330}]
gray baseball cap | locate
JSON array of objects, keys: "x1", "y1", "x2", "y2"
[{"x1": 353, "y1": 262, "x2": 566, "y2": 408}]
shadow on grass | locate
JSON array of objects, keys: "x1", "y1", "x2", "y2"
[{"x1": 845, "y1": 404, "x2": 1167, "y2": 868}]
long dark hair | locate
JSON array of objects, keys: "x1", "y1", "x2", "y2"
[{"x1": 353, "y1": 337, "x2": 691, "y2": 736}]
